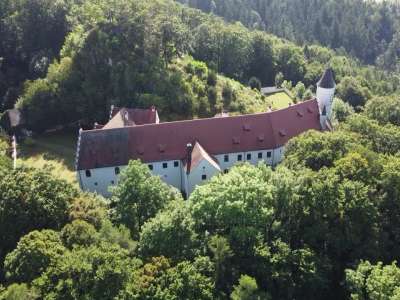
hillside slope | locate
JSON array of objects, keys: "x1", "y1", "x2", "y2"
[{"x1": 177, "y1": 0, "x2": 400, "y2": 70}]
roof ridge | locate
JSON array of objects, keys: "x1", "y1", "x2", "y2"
[{"x1": 83, "y1": 99, "x2": 318, "y2": 133}]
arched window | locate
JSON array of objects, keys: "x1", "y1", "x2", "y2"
[{"x1": 85, "y1": 170, "x2": 91, "y2": 177}]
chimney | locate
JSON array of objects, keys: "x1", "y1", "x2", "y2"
[
  {"x1": 186, "y1": 143, "x2": 193, "y2": 175},
  {"x1": 123, "y1": 110, "x2": 129, "y2": 123}
]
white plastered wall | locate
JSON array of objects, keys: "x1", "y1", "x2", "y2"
[
  {"x1": 185, "y1": 158, "x2": 221, "y2": 195},
  {"x1": 78, "y1": 165, "x2": 126, "y2": 197}
]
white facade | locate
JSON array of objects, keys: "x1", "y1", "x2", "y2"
[
  {"x1": 78, "y1": 165, "x2": 126, "y2": 197},
  {"x1": 316, "y1": 86, "x2": 335, "y2": 118},
  {"x1": 78, "y1": 146, "x2": 286, "y2": 198}
]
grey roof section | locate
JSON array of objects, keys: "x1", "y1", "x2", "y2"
[
  {"x1": 317, "y1": 68, "x2": 335, "y2": 89},
  {"x1": 260, "y1": 86, "x2": 284, "y2": 95}
]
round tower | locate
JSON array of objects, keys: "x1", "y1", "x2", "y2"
[{"x1": 316, "y1": 68, "x2": 335, "y2": 128}]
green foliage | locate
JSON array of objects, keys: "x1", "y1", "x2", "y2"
[
  {"x1": 0, "y1": 283, "x2": 38, "y2": 300},
  {"x1": 68, "y1": 193, "x2": 108, "y2": 230},
  {"x1": 364, "y1": 96, "x2": 400, "y2": 126},
  {"x1": 4, "y1": 230, "x2": 66, "y2": 283},
  {"x1": 119, "y1": 256, "x2": 214, "y2": 300},
  {"x1": 337, "y1": 77, "x2": 371, "y2": 110},
  {"x1": 139, "y1": 201, "x2": 198, "y2": 261},
  {"x1": 208, "y1": 235, "x2": 233, "y2": 292},
  {"x1": 284, "y1": 130, "x2": 358, "y2": 171},
  {"x1": 180, "y1": 0, "x2": 400, "y2": 70},
  {"x1": 343, "y1": 114, "x2": 400, "y2": 155},
  {"x1": 248, "y1": 77, "x2": 261, "y2": 91},
  {"x1": 0, "y1": 167, "x2": 76, "y2": 268},
  {"x1": 110, "y1": 160, "x2": 181, "y2": 239},
  {"x1": 60, "y1": 220, "x2": 98, "y2": 249},
  {"x1": 98, "y1": 220, "x2": 137, "y2": 255},
  {"x1": 332, "y1": 97, "x2": 354, "y2": 123},
  {"x1": 33, "y1": 243, "x2": 140, "y2": 300},
  {"x1": 378, "y1": 157, "x2": 400, "y2": 262},
  {"x1": 346, "y1": 261, "x2": 400, "y2": 300},
  {"x1": 231, "y1": 275, "x2": 269, "y2": 300}
]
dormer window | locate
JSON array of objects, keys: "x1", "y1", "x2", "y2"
[{"x1": 158, "y1": 144, "x2": 166, "y2": 153}]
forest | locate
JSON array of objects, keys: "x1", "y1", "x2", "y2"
[
  {"x1": 178, "y1": 0, "x2": 400, "y2": 71},
  {"x1": 1, "y1": 0, "x2": 400, "y2": 299}
]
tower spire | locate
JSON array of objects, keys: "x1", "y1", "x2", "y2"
[{"x1": 317, "y1": 68, "x2": 335, "y2": 89}]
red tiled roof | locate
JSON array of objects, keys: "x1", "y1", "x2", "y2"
[
  {"x1": 104, "y1": 107, "x2": 158, "y2": 129},
  {"x1": 76, "y1": 99, "x2": 321, "y2": 170}
]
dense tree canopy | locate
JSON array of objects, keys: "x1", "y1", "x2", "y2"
[
  {"x1": 1, "y1": 0, "x2": 399, "y2": 132},
  {"x1": 1, "y1": 0, "x2": 400, "y2": 298},
  {"x1": 110, "y1": 160, "x2": 182, "y2": 239},
  {"x1": 179, "y1": 0, "x2": 400, "y2": 70}
]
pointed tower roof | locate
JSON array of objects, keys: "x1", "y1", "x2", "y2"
[{"x1": 317, "y1": 68, "x2": 335, "y2": 89}]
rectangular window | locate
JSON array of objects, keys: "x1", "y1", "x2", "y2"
[
  {"x1": 148, "y1": 164, "x2": 153, "y2": 170},
  {"x1": 85, "y1": 170, "x2": 91, "y2": 177},
  {"x1": 247, "y1": 153, "x2": 251, "y2": 160},
  {"x1": 237, "y1": 154, "x2": 242, "y2": 161},
  {"x1": 202, "y1": 174, "x2": 207, "y2": 180},
  {"x1": 224, "y1": 154, "x2": 229, "y2": 162},
  {"x1": 267, "y1": 151, "x2": 272, "y2": 158},
  {"x1": 174, "y1": 161, "x2": 179, "y2": 167},
  {"x1": 115, "y1": 167, "x2": 120, "y2": 175},
  {"x1": 163, "y1": 162, "x2": 168, "y2": 169},
  {"x1": 258, "y1": 152, "x2": 263, "y2": 159}
]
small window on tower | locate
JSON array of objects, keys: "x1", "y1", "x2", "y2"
[
  {"x1": 115, "y1": 167, "x2": 120, "y2": 175},
  {"x1": 237, "y1": 154, "x2": 242, "y2": 161},
  {"x1": 85, "y1": 170, "x2": 91, "y2": 177},
  {"x1": 202, "y1": 174, "x2": 207, "y2": 180}
]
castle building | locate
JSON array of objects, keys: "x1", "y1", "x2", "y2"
[{"x1": 75, "y1": 69, "x2": 335, "y2": 197}]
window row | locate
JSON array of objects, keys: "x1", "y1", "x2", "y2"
[
  {"x1": 85, "y1": 167, "x2": 120, "y2": 178},
  {"x1": 224, "y1": 151, "x2": 272, "y2": 162},
  {"x1": 84, "y1": 151, "x2": 273, "y2": 178},
  {"x1": 148, "y1": 161, "x2": 179, "y2": 171}
]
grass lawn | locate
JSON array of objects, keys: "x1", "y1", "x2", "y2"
[
  {"x1": 17, "y1": 129, "x2": 78, "y2": 185},
  {"x1": 265, "y1": 91, "x2": 294, "y2": 110}
]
